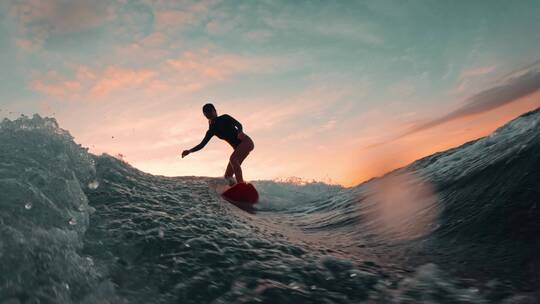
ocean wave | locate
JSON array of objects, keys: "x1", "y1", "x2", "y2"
[
  {"x1": 0, "y1": 115, "x2": 121, "y2": 303},
  {"x1": 1, "y1": 109, "x2": 539, "y2": 303}
]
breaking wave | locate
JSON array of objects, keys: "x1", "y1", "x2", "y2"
[{"x1": 1, "y1": 109, "x2": 539, "y2": 303}]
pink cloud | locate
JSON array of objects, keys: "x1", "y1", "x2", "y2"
[
  {"x1": 31, "y1": 64, "x2": 155, "y2": 100},
  {"x1": 322, "y1": 119, "x2": 337, "y2": 130},
  {"x1": 90, "y1": 66, "x2": 155, "y2": 96},
  {"x1": 32, "y1": 79, "x2": 81, "y2": 99},
  {"x1": 165, "y1": 48, "x2": 275, "y2": 81},
  {"x1": 228, "y1": 83, "x2": 354, "y2": 134},
  {"x1": 154, "y1": 10, "x2": 196, "y2": 31},
  {"x1": 8, "y1": 0, "x2": 114, "y2": 51},
  {"x1": 31, "y1": 48, "x2": 278, "y2": 101},
  {"x1": 114, "y1": 39, "x2": 171, "y2": 65},
  {"x1": 460, "y1": 65, "x2": 496, "y2": 79},
  {"x1": 15, "y1": 38, "x2": 38, "y2": 52},
  {"x1": 140, "y1": 32, "x2": 167, "y2": 47},
  {"x1": 152, "y1": 0, "x2": 220, "y2": 32},
  {"x1": 457, "y1": 65, "x2": 497, "y2": 93}
]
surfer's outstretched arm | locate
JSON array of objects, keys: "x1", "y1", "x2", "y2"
[{"x1": 182, "y1": 130, "x2": 213, "y2": 158}]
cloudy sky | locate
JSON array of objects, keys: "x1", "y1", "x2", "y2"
[{"x1": 1, "y1": 0, "x2": 540, "y2": 186}]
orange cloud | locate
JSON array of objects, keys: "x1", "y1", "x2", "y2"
[
  {"x1": 460, "y1": 65, "x2": 496, "y2": 79},
  {"x1": 90, "y1": 66, "x2": 155, "y2": 96},
  {"x1": 457, "y1": 65, "x2": 497, "y2": 92},
  {"x1": 32, "y1": 79, "x2": 81, "y2": 99},
  {"x1": 140, "y1": 32, "x2": 167, "y2": 47},
  {"x1": 31, "y1": 65, "x2": 155, "y2": 100},
  {"x1": 31, "y1": 47, "x2": 277, "y2": 102},
  {"x1": 229, "y1": 83, "x2": 355, "y2": 134},
  {"x1": 166, "y1": 49, "x2": 267, "y2": 80}
]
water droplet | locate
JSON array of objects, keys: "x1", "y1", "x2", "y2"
[
  {"x1": 158, "y1": 229, "x2": 164, "y2": 238},
  {"x1": 64, "y1": 283, "x2": 70, "y2": 290},
  {"x1": 185, "y1": 243, "x2": 191, "y2": 248},
  {"x1": 87, "y1": 206, "x2": 96, "y2": 214},
  {"x1": 88, "y1": 181, "x2": 99, "y2": 190},
  {"x1": 288, "y1": 282, "x2": 300, "y2": 290},
  {"x1": 24, "y1": 202, "x2": 32, "y2": 210},
  {"x1": 350, "y1": 273, "x2": 358, "y2": 278},
  {"x1": 68, "y1": 218, "x2": 77, "y2": 225}
]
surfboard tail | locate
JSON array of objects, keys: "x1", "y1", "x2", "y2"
[{"x1": 222, "y1": 182, "x2": 259, "y2": 204}]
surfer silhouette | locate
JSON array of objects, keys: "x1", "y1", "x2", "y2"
[{"x1": 182, "y1": 103, "x2": 255, "y2": 186}]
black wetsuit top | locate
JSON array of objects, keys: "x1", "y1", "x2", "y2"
[{"x1": 191, "y1": 114, "x2": 243, "y2": 151}]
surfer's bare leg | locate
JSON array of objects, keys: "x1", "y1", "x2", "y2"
[
  {"x1": 224, "y1": 165, "x2": 236, "y2": 186},
  {"x1": 224, "y1": 163, "x2": 234, "y2": 179},
  {"x1": 228, "y1": 135, "x2": 254, "y2": 184}
]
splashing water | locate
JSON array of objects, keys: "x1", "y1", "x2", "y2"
[{"x1": 88, "y1": 180, "x2": 100, "y2": 190}]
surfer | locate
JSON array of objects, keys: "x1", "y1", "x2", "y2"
[{"x1": 182, "y1": 103, "x2": 254, "y2": 186}]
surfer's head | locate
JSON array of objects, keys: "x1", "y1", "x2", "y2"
[{"x1": 203, "y1": 103, "x2": 217, "y2": 119}]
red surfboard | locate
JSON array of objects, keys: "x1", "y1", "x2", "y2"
[{"x1": 222, "y1": 182, "x2": 259, "y2": 205}]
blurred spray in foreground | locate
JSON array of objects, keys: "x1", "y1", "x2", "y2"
[{"x1": 363, "y1": 171, "x2": 439, "y2": 241}]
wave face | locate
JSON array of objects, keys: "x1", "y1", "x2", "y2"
[
  {"x1": 1, "y1": 109, "x2": 539, "y2": 303},
  {"x1": 0, "y1": 115, "x2": 121, "y2": 303},
  {"x1": 257, "y1": 107, "x2": 540, "y2": 289}
]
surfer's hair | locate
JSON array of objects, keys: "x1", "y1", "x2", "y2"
[{"x1": 202, "y1": 103, "x2": 216, "y2": 114}]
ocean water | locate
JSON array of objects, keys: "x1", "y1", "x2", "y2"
[{"x1": 1, "y1": 108, "x2": 539, "y2": 303}]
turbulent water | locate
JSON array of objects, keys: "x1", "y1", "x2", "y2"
[{"x1": 1, "y1": 108, "x2": 539, "y2": 303}]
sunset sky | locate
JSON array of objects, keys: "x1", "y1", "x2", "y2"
[{"x1": 1, "y1": 0, "x2": 540, "y2": 186}]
